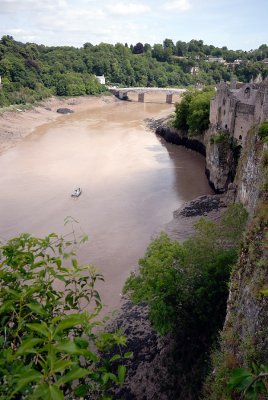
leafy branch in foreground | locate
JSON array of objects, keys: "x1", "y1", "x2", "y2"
[
  {"x1": 0, "y1": 232, "x2": 128, "y2": 399},
  {"x1": 228, "y1": 363, "x2": 268, "y2": 400}
]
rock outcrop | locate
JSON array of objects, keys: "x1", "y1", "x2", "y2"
[
  {"x1": 56, "y1": 107, "x2": 74, "y2": 114},
  {"x1": 145, "y1": 111, "x2": 268, "y2": 399}
]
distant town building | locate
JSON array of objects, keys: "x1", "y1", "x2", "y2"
[
  {"x1": 262, "y1": 58, "x2": 268, "y2": 64},
  {"x1": 190, "y1": 66, "x2": 199, "y2": 76},
  {"x1": 95, "y1": 75, "x2": 106, "y2": 85},
  {"x1": 0, "y1": 75, "x2": 2, "y2": 89},
  {"x1": 208, "y1": 56, "x2": 226, "y2": 64},
  {"x1": 233, "y1": 59, "x2": 244, "y2": 65}
]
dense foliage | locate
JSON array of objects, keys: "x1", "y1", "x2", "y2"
[
  {"x1": 258, "y1": 121, "x2": 268, "y2": 142},
  {"x1": 124, "y1": 203, "x2": 248, "y2": 336},
  {"x1": 0, "y1": 35, "x2": 267, "y2": 107},
  {"x1": 173, "y1": 87, "x2": 215, "y2": 134},
  {"x1": 0, "y1": 228, "x2": 130, "y2": 400},
  {"x1": 123, "y1": 203, "x2": 248, "y2": 397}
]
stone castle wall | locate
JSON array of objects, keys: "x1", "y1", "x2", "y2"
[{"x1": 210, "y1": 80, "x2": 268, "y2": 146}]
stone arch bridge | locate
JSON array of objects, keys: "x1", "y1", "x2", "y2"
[{"x1": 109, "y1": 87, "x2": 186, "y2": 103}]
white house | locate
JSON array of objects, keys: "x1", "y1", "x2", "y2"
[{"x1": 95, "y1": 75, "x2": 106, "y2": 85}]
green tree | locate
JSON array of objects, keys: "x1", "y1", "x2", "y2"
[
  {"x1": 187, "y1": 88, "x2": 215, "y2": 134},
  {"x1": 173, "y1": 90, "x2": 195, "y2": 130},
  {"x1": 124, "y1": 204, "x2": 248, "y2": 335}
]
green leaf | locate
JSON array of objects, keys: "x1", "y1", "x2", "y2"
[
  {"x1": 26, "y1": 322, "x2": 50, "y2": 338},
  {"x1": 228, "y1": 368, "x2": 253, "y2": 390},
  {"x1": 56, "y1": 340, "x2": 84, "y2": 355},
  {"x1": 57, "y1": 367, "x2": 90, "y2": 385},
  {"x1": 0, "y1": 300, "x2": 15, "y2": 314},
  {"x1": 110, "y1": 354, "x2": 121, "y2": 362},
  {"x1": 26, "y1": 302, "x2": 48, "y2": 316},
  {"x1": 33, "y1": 384, "x2": 64, "y2": 400},
  {"x1": 16, "y1": 338, "x2": 43, "y2": 355},
  {"x1": 74, "y1": 384, "x2": 90, "y2": 397},
  {"x1": 48, "y1": 384, "x2": 64, "y2": 400},
  {"x1": 54, "y1": 314, "x2": 84, "y2": 336},
  {"x1": 12, "y1": 369, "x2": 42, "y2": 395},
  {"x1": 260, "y1": 288, "x2": 268, "y2": 296},
  {"x1": 32, "y1": 383, "x2": 50, "y2": 399},
  {"x1": 71, "y1": 259, "x2": 78, "y2": 268},
  {"x1": 117, "y1": 365, "x2": 126, "y2": 386},
  {"x1": 53, "y1": 359, "x2": 75, "y2": 373},
  {"x1": 102, "y1": 372, "x2": 118, "y2": 385},
  {"x1": 124, "y1": 352, "x2": 133, "y2": 359},
  {"x1": 74, "y1": 337, "x2": 89, "y2": 349}
]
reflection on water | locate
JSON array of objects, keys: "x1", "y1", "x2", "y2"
[{"x1": 0, "y1": 99, "x2": 213, "y2": 311}]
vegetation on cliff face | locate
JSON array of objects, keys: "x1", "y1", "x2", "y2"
[
  {"x1": 0, "y1": 230, "x2": 129, "y2": 400},
  {"x1": 0, "y1": 35, "x2": 268, "y2": 107},
  {"x1": 172, "y1": 88, "x2": 215, "y2": 135},
  {"x1": 124, "y1": 204, "x2": 248, "y2": 336},
  {"x1": 205, "y1": 138, "x2": 268, "y2": 400},
  {"x1": 124, "y1": 204, "x2": 248, "y2": 396},
  {"x1": 258, "y1": 121, "x2": 268, "y2": 143}
]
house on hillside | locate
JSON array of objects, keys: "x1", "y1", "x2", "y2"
[
  {"x1": 190, "y1": 66, "x2": 199, "y2": 76},
  {"x1": 95, "y1": 75, "x2": 106, "y2": 85},
  {"x1": 207, "y1": 56, "x2": 226, "y2": 64}
]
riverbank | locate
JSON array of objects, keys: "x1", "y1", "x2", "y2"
[{"x1": 0, "y1": 95, "x2": 117, "y2": 154}]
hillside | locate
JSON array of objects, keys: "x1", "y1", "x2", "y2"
[{"x1": 0, "y1": 35, "x2": 268, "y2": 107}]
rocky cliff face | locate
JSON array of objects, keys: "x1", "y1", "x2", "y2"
[
  {"x1": 152, "y1": 117, "x2": 267, "y2": 398},
  {"x1": 204, "y1": 129, "x2": 237, "y2": 193},
  {"x1": 230, "y1": 128, "x2": 264, "y2": 216},
  {"x1": 206, "y1": 136, "x2": 268, "y2": 399},
  {"x1": 154, "y1": 120, "x2": 237, "y2": 193}
]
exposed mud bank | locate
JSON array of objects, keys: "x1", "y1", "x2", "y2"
[{"x1": 0, "y1": 95, "x2": 117, "y2": 154}]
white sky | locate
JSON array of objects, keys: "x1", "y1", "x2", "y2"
[{"x1": 0, "y1": 0, "x2": 267, "y2": 50}]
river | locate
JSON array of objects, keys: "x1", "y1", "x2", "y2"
[{"x1": 0, "y1": 96, "x2": 213, "y2": 312}]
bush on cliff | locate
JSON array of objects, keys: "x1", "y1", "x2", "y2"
[
  {"x1": 173, "y1": 87, "x2": 215, "y2": 135},
  {"x1": 124, "y1": 203, "x2": 248, "y2": 398},
  {"x1": 124, "y1": 203, "x2": 248, "y2": 337},
  {"x1": 258, "y1": 121, "x2": 268, "y2": 142}
]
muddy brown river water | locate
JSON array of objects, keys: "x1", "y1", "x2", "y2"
[{"x1": 0, "y1": 97, "x2": 213, "y2": 312}]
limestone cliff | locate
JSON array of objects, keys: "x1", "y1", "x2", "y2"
[
  {"x1": 204, "y1": 129, "x2": 237, "y2": 193},
  {"x1": 230, "y1": 128, "x2": 264, "y2": 216},
  {"x1": 152, "y1": 116, "x2": 268, "y2": 398}
]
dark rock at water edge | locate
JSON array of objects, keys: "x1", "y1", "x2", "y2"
[
  {"x1": 174, "y1": 194, "x2": 226, "y2": 218},
  {"x1": 145, "y1": 118, "x2": 206, "y2": 157},
  {"x1": 56, "y1": 108, "x2": 74, "y2": 114}
]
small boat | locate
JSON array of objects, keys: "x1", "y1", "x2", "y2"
[{"x1": 71, "y1": 188, "x2": 82, "y2": 197}]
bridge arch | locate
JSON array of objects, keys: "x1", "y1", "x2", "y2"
[{"x1": 109, "y1": 87, "x2": 186, "y2": 103}]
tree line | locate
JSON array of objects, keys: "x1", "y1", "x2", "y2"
[{"x1": 0, "y1": 35, "x2": 268, "y2": 107}]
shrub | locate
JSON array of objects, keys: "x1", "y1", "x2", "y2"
[
  {"x1": 258, "y1": 121, "x2": 268, "y2": 140},
  {"x1": 173, "y1": 88, "x2": 215, "y2": 135},
  {"x1": 124, "y1": 204, "x2": 248, "y2": 336},
  {"x1": 0, "y1": 230, "x2": 128, "y2": 399},
  {"x1": 210, "y1": 132, "x2": 228, "y2": 144}
]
